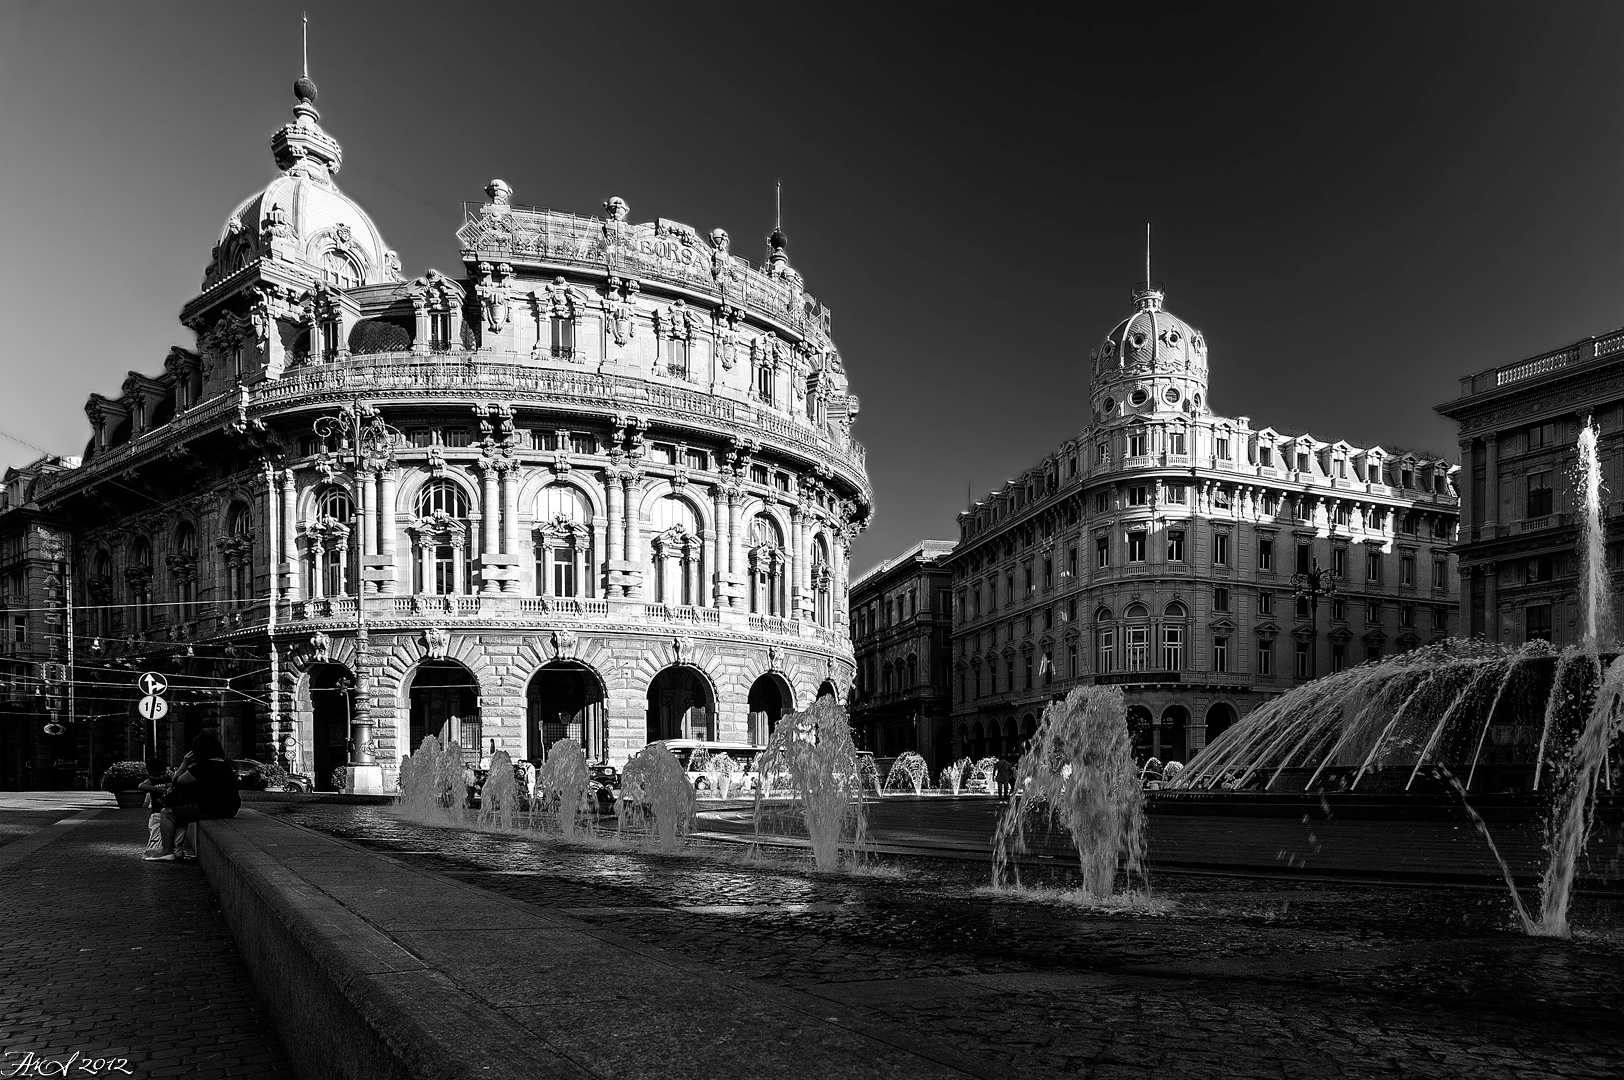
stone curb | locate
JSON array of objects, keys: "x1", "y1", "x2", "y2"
[{"x1": 196, "y1": 812, "x2": 588, "y2": 1080}]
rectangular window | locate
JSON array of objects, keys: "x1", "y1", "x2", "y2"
[
  {"x1": 533, "y1": 430, "x2": 558, "y2": 451},
  {"x1": 1336, "y1": 458, "x2": 1348, "y2": 479},
  {"x1": 1214, "y1": 488, "x2": 1232, "y2": 510},
  {"x1": 1400, "y1": 604, "x2": 1416, "y2": 628},
  {"x1": 750, "y1": 464, "x2": 769, "y2": 485},
  {"x1": 1096, "y1": 537, "x2": 1111, "y2": 568},
  {"x1": 1216, "y1": 436, "x2": 1231, "y2": 460},
  {"x1": 1094, "y1": 491, "x2": 1110, "y2": 513},
  {"x1": 1332, "y1": 642, "x2": 1347, "y2": 672},
  {"x1": 1432, "y1": 607, "x2": 1448, "y2": 631},
  {"x1": 1366, "y1": 551, "x2": 1382, "y2": 583},
  {"x1": 1044, "y1": 607, "x2": 1054, "y2": 630},
  {"x1": 1401, "y1": 554, "x2": 1416, "y2": 586},
  {"x1": 1213, "y1": 532, "x2": 1230, "y2": 566},
  {"x1": 664, "y1": 336, "x2": 689, "y2": 379},
  {"x1": 1023, "y1": 654, "x2": 1033, "y2": 690},
  {"x1": 1333, "y1": 504, "x2": 1350, "y2": 527},
  {"x1": 1332, "y1": 597, "x2": 1346, "y2": 621},
  {"x1": 1367, "y1": 643, "x2": 1382, "y2": 663},
  {"x1": 988, "y1": 580, "x2": 997, "y2": 612},
  {"x1": 1366, "y1": 600, "x2": 1382, "y2": 623},
  {"x1": 1128, "y1": 532, "x2": 1147, "y2": 562},
  {"x1": 1295, "y1": 641, "x2": 1311, "y2": 678},
  {"x1": 1526, "y1": 422, "x2": 1557, "y2": 451},
  {"x1": 1295, "y1": 594, "x2": 1311, "y2": 619},
  {"x1": 1067, "y1": 643, "x2": 1078, "y2": 677},
  {"x1": 1332, "y1": 547, "x2": 1347, "y2": 578},
  {"x1": 1128, "y1": 485, "x2": 1149, "y2": 506},
  {"x1": 1257, "y1": 642, "x2": 1273, "y2": 676},
  {"x1": 1044, "y1": 559, "x2": 1054, "y2": 589},
  {"x1": 410, "y1": 429, "x2": 435, "y2": 448},
  {"x1": 1098, "y1": 628, "x2": 1115, "y2": 673},
  {"x1": 1165, "y1": 483, "x2": 1186, "y2": 505},
  {"x1": 1129, "y1": 431, "x2": 1147, "y2": 456},
  {"x1": 1296, "y1": 542, "x2": 1311, "y2": 575},
  {"x1": 1527, "y1": 471, "x2": 1554, "y2": 518},
  {"x1": 757, "y1": 361, "x2": 774, "y2": 403},
  {"x1": 1167, "y1": 530, "x2": 1185, "y2": 561},
  {"x1": 1162, "y1": 626, "x2": 1183, "y2": 670},
  {"x1": 1006, "y1": 573, "x2": 1015, "y2": 603},
  {"x1": 444, "y1": 428, "x2": 471, "y2": 448},
  {"x1": 1213, "y1": 586, "x2": 1230, "y2": 612},
  {"x1": 569, "y1": 433, "x2": 597, "y2": 455},
  {"x1": 1096, "y1": 441, "x2": 1108, "y2": 464},
  {"x1": 1126, "y1": 626, "x2": 1148, "y2": 670},
  {"x1": 1025, "y1": 565, "x2": 1035, "y2": 594},
  {"x1": 552, "y1": 548, "x2": 577, "y2": 597},
  {"x1": 1006, "y1": 658, "x2": 1015, "y2": 691},
  {"x1": 1434, "y1": 556, "x2": 1448, "y2": 589},
  {"x1": 550, "y1": 316, "x2": 575, "y2": 358},
  {"x1": 686, "y1": 448, "x2": 708, "y2": 470},
  {"x1": 1258, "y1": 590, "x2": 1274, "y2": 615},
  {"x1": 1067, "y1": 597, "x2": 1079, "y2": 623},
  {"x1": 1526, "y1": 604, "x2": 1553, "y2": 642},
  {"x1": 1213, "y1": 636, "x2": 1229, "y2": 673},
  {"x1": 1067, "y1": 546, "x2": 1077, "y2": 579},
  {"x1": 1258, "y1": 537, "x2": 1274, "y2": 571},
  {"x1": 973, "y1": 588, "x2": 981, "y2": 617},
  {"x1": 1169, "y1": 430, "x2": 1187, "y2": 456},
  {"x1": 1259, "y1": 445, "x2": 1273, "y2": 468}
]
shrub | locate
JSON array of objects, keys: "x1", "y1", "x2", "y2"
[{"x1": 101, "y1": 761, "x2": 149, "y2": 793}]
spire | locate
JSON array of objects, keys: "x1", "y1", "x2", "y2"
[
  {"x1": 1132, "y1": 221, "x2": 1164, "y2": 311},
  {"x1": 767, "y1": 180, "x2": 789, "y2": 275},
  {"x1": 273, "y1": 12, "x2": 341, "y2": 179}
]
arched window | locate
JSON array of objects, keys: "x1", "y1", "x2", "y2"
[
  {"x1": 649, "y1": 496, "x2": 702, "y2": 607},
  {"x1": 412, "y1": 481, "x2": 472, "y2": 595},
  {"x1": 1163, "y1": 601, "x2": 1187, "y2": 671},
  {"x1": 322, "y1": 249, "x2": 361, "y2": 289},
  {"x1": 172, "y1": 522, "x2": 198, "y2": 621},
  {"x1": 811, "y1": 535, "x2": 832, "y2": 627},
  {"x1": 308, "y1": 488, "x2": 357, "y2": 599},
  {"x1": 747, "y1": 514, "x2": 786, "y2": 616},
  {"x1": 128, "y1": 537, "x2": 154, "y2": 631},
  {"x1": 225, "y1": 503, "x2": 254, "y2": 603},
  {"x1": 535, "y1": 485, "x2": 593, "y2": 598},
  {"x1": 1124, "y1": 602, "x2": 1149, "y2": 672}
]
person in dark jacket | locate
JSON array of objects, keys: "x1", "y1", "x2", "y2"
[{"x1": 149, "y1": 731, "x2": 240, "y2": 862}]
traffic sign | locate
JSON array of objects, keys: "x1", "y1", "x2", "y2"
[
  {"x1": 138, "y1": 672, "x2": 168, "y2": 696},
  {"x1": 137, "y1": 695, "x2": 169, "y2": 720}
]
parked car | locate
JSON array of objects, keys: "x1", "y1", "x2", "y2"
[
  {"x1": 663, "y1": 739, "x2": 764, "y2": 793},
  {"x1": 233, "y1": 759, "x2": 313, "y2": 793}
]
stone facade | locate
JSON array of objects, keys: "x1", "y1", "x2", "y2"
[
  {"x1": 1437, "y1": 326, "x2": 1624, "y2": 647},
  {"x1": 947, "y1": 280, "x2": 1461, "y2": 765},
  {"x1": 849, "y1": 540, "x2": 956, "y2": 773},
  {"x1": 4, "y1": 74, "x2": 870, "y2": 789}
]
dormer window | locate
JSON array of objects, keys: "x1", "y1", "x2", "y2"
[{"x1": 323, "y1": 250, "x2": 361, "y2": 289}]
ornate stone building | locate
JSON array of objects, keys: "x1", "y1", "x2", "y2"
[
  {"x1": 947, "y1": 280, "x2": 1460, "y2": 764},
  {"x1": 1437, "y1": 327, "x2": 1624, "y2": 646},
  {"x1": 9, "y1": 72, "x2": 869, "y2": 789},
  {"x1": 849, "y1": 540, "x2": 956, "y2": 772}
]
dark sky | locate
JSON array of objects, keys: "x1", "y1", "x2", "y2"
[{"x1": 2, "y1": 3, "x2": 1620, "y2": 575}]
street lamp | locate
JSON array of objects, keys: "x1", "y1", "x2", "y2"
[
  {"x1": 311, "y1": 401, "x2": 399, "y2": 794},
  {"x1": 1291, "y1": 558, "x2": 1337, "y2": 682}
]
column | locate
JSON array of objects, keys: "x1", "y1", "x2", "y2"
[
  {"x1": 789, "y1": 510, "x2": 803, "y2": 619},
  {"x1": 1456, "y1": 439, "x2": 1475, "y2": 538},
  {"x1": 623, "y1": 475, "x2": 641, "y2": 598},
  {"x1": 711, "y1": 487, "x2": 728, "y2": 607},
  {"x1": 728, "y1": 490, "x2": 743, "y2": 611},
  {"x1": 606, "y1": 474, "x2": 624, "y2": 597},
  {"x1": 1484, "y1": 562, "x2": 1499, "y2": 642},
  {"x1": 1482, "y1": 433, "x2": 1499, "y2": 534},
  {"x1": 281, "y1": 469, "x2": 299, "y2": 602},
  {"x1": 309, "y1": 540, "x2": 326, "y2": 600},
  {"x1": 357, "y1": 471, "x2": 375, "y2": 559},
  {"x1": 479, "y1": 463, "x2": 500, "y2": 593},
  {"x1": 378, "y1": 470, "x2": 399, "y2": 593},
  {"x1": 501, "y1": 464, "x2": 520, "y2": 560}
]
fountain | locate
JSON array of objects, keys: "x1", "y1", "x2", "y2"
[
  {"x1": 397, "y1": 735, "x2": 468, "y2": 825},
  {"x1": 992, "y1": 686, "x2": 1147, "y2": 898},
  {"x1": 971, "y1": 756, "x2": 999, "y2": 794},
  {"x1": 753, "y1": 695, "x2": 869, "y2": 871},
  {"x1": 619, "y1": 741, "x2": 696, "y2": 851},
  {"x1": 884, "y1": 751, "x2": 929, "y2": 796},
  {"x1": 534, "y1": 739, "x2": 591, "y2": 839},
  {"x1": 1173, "y1": 418, "x2": 1621, "y2": 936},
  {"x1": 940, "y1": 758, "x2": 971, "y2": 795},
  {"x1": 705, "y1": 752, "x2": 741, "y2": 799},
  {"x1": 477, "y1": 749, "x2": 517, "y2": 832}
]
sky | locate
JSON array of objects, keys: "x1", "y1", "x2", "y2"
[{"x1": 2, "y1": 2, "x2": 1620, "y2": 576}]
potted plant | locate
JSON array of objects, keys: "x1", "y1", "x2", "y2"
[{"x1": 101, "y1": 760, "x2": 151, "y2": 809}]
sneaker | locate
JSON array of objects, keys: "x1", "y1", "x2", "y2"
[{"x1": 142, "y1": 853, "x2": 178, "y2": 862}]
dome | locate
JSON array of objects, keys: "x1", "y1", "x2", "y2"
[
  {"x1": 202, "y1": 75, "x2": 399, "y2": 291},
  {"x1": 1090, "y1": 282, "x2": 1207, "y2": 388}
]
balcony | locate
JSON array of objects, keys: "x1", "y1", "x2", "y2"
[
  {"x1": 520, "y1": 596, "x2": 609, "y2": 616},
  {"x1": 645, "y1": 603, "x2": 722, "y2": 625}
]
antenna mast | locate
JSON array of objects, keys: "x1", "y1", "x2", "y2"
[
  {"x1": 1145, "y1": 222, "x2": 1152, "y2": 287},
  {"x1": 302, "y1": 11, "x2": 309, "y2": 78}
]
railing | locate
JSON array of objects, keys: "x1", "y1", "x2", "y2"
[
  {"x1": 518, "y1": 596, "x2": 609, "y2": 616},
  {"x1": 391, "y1": 594, "x2": 481, "y2": 616},
  {"x1": 1517, "y1": 513, "x2": 1570, "y2": 533},
  {"x1": 1456, "y1": 332, "x2": 1624, "y2": 397},
  {"x1": 748, "y1": 613, "x2": 797, "y2": 635},
  {"x1": 644, "y1": 603, "x2": 722, "y2": 624},
  {"x1": 291, "y1": 597, "x2": 358, "y2": 620}
]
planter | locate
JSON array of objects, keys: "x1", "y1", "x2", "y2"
[{"x1": 112, "y1": 790, "x2": 148, "y2": 810}]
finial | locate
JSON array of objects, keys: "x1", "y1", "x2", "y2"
[
  {"x1": 776, "y1": 180, "x2": 782, "y2": 232},
  {"x1": 292, "y1": 11, "x2": 318, "y2": 107}
]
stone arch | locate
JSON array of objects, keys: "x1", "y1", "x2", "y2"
[
  {"x1": 646, "y1": 663, "x2": 718, "y2": 743},
  {"x1": 1205, "y1": 701, "x2": 1239, "y2": 746},
  {"x1": 402, "y1": 656, "x2": 483, "y2": 764},
  {"x1": 403, "y1": 470, "x2": 479, "y2": 518},
  {"x1": 1160, "y1": 704, "x2": 1189, "y2": 764},
  {"x1": 636, "y1": 486, "x2": 715, "y2": 536},
  {"x1": 298, "y1": 476, "x2": 357, "y2": 522},
  {"x1": 522, "y1": 471, "x2": 606, "y2": 522},
  {"x1": 297, "y1": 662, "x2": 357, "y2": 791},
  {"x1": 526, "y1": 660, "x2": 607, "y2": 763},
  {"x1": 816, "y1": 678, "x2": 838, "y2": 701},
  {"x1": 747, "y1": 671, "x2": 794, "y2": 743},
  {"x1": 970, "y1": 720, "x2": 986, "y2": 759}
]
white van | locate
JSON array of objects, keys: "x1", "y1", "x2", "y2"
[{"x1": 662, "y1": 739, "x2": 765, "y2": 794}]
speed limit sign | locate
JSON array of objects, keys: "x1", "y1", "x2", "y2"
[{"x1": 138, "y1": 695, "x2": 169, "y2": 720}]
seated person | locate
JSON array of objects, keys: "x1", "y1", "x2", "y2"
[{"x1": 150, "y1": 731, "x2": 240, "y2": 861}]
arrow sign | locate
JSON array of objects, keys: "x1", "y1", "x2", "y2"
[
  {"x1": 138, "y1": 695, "x2": 169, "y2": 720},
  {"x1": 138, "y1": 672, "x2": 168, "y2": 697}
]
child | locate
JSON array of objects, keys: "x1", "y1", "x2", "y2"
[{"x1": 138, "y1": 758, "x2": 169, "y2": 859}]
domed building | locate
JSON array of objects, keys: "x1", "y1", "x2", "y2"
[
  {"x1": 15, "y1": 73, "x2": 870, "y2": 790},
  {"x1": 947, "y1": 278, "x2": 1460, "y2": 765}
]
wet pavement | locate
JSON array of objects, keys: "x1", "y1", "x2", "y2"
[{"x1": 260, "y1": 799, "x2": 1624, "y2": 1079}]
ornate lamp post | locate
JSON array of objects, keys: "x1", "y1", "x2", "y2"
[
  {"x1": 1291, "y1": 558, "x2": 1337, "y2": 682},
  {"x1": 311, "y1": 402, "x2": 399, "y2": 792}
]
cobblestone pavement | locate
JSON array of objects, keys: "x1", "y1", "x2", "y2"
[
  {"x1": 0, "y1": 799, "x2": 294, "y2": 1080},
  {"x1": 264, "y1": 801, "x2": 1624, "y2": 1080}
]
